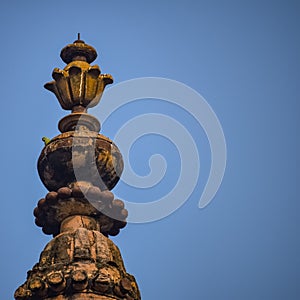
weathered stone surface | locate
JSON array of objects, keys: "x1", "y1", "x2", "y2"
[
  {"x1": 15, "y1": 38, "x2": 140, "y2": 300},
  {"x1": 34, "y1": 186, "x2": 127, "y2": 237},
  {"x1": 45, "y1": 38, "x2": 113, "y2": 111},
  {"x1": 60, "y1": 38, "x2": 98, "y2": 64},
  {"x1": 15, "y1": 225, "x2": 140, "y2": 300},
  {"x1": 37, "y1": 131, "x2": 123, "y2": 192}
]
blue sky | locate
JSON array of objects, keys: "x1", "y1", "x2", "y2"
[{"x1": 0, "y1": 1, "x2": 299, "y2": 299}]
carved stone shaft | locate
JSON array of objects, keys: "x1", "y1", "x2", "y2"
[{"x1": 15, "y1": 38, "x2": 141, "y2": 300}]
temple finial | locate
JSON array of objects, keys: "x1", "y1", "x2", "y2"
[{"x1": 15, "y1": 38, "x2": 140, "y2": 300}]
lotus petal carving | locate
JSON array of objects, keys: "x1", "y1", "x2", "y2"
[{"x1": 44, "y1": 61, "x2": 113, "y2": 110}]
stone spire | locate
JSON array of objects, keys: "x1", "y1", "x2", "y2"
[{"x1": 14, "y1": 36, "x2": 141, "y2": 300}]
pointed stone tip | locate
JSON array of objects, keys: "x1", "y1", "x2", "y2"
[
  {"x1": 44, "y1": 81, "x2": 55, "y2": 92},
  {"x1": 74, "y1": 32, "x2": 85, "y2": 44}
]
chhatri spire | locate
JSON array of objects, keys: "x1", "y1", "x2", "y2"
[{"x1": 15, "y1": 37, "x2": 141, "y2": 300}]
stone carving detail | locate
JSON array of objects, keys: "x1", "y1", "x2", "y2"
[
  {"x1": 37, "y1": 131, "x2": 124, "y2": 192},
  {"x1": 44, "y1": 38, "x2": 113, "y2": 111},
  {"x1": 15, "y1": 224, "x2": 140, "y2": 300},
  {"x1": 15, "y1": 36, "x2": 141, "y2": 299},
  {"x1": 34, "y1": 183, "x2": 127, "y2": 237}
]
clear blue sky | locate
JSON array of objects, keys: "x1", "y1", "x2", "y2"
[{"x1": 0, "y1": 1, "x2": 299, "y2": 299}]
